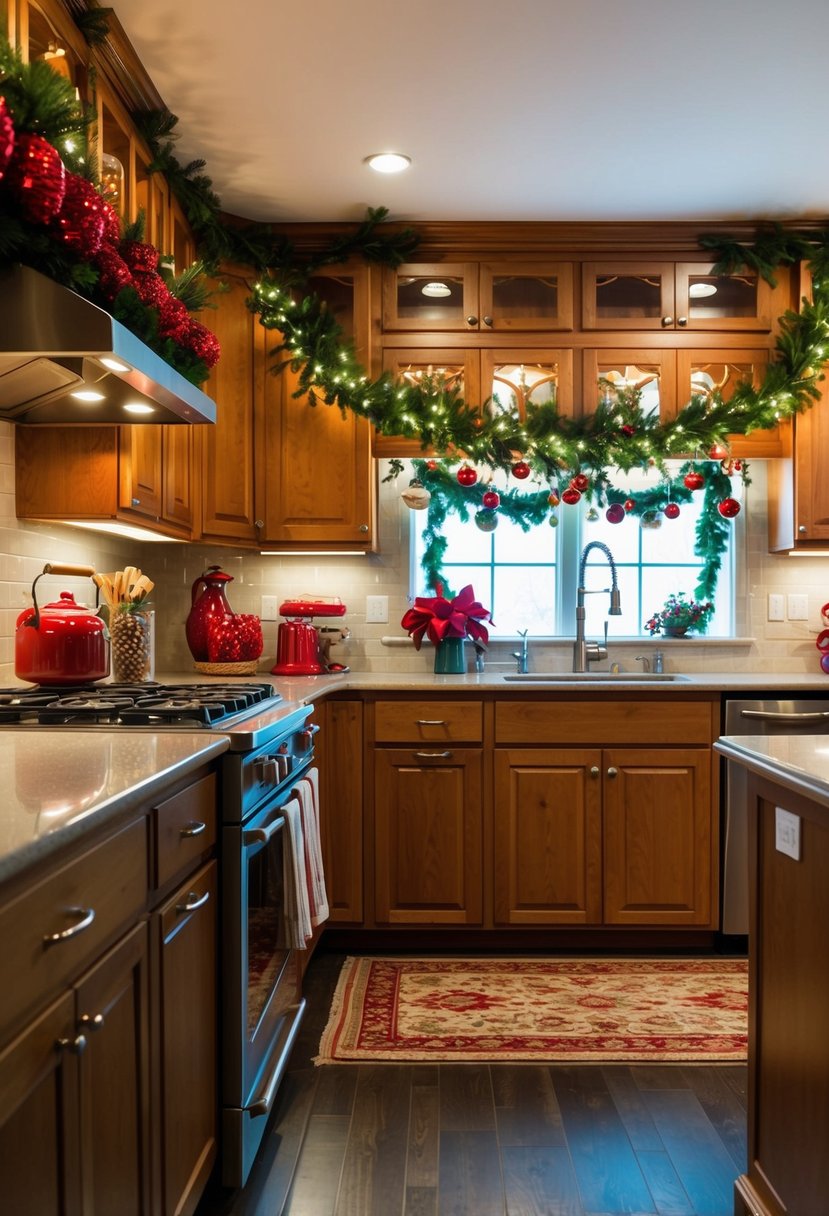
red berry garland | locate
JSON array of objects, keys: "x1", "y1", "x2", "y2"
[
  {"x1": 51, "y1": 173, "x2": 106, "y2": 256},
  {"x1": 119, "y1": 238, "x2": 160, "y2": 274},
  {"x1": 158, "y1": 294, "x2": 191, "y2": 343},
  {"x1": 184, "y1": 319, "x2": 221, "y2": 369},
  {"x1": 132, "y1": 269, "x2": 170, "y2": 310},
  {"x1": 92, "y1": 247, "x2": 134, "y2": 301},
  {"x1": 0, "y1": 96, "x2": 15, "y2": 180},
  {"x1": 99, "y1": 199, "x2": 122, "y2": 246},
  {"x1": 3, "y1": 131, "x2": 65, "y2": 223}
]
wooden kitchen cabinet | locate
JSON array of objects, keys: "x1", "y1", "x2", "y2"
[
  {"x1": 382, "y1": 261, "x2": 574, "y2": 333},
  {"x1": 581, "y1": 260, "x2": 786, "y2": 333},
  {"x1": 15, "y1": 423, "x2": 199, "y2": 539},
  {"x1": 319, "y1": 699, "x2": 364, "y2": 923}
]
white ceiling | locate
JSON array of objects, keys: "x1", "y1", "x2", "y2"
[{"x1": 112, "y1": 0, "x2": 829, "y2": 226}]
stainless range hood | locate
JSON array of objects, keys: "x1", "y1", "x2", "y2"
[{"x1": 0, "y1": 264, "x2": 217, "y2": 424}]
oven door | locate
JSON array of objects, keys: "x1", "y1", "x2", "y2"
[{"x1": 221, "y1": 795, "x2": 306, "y2": 1186}]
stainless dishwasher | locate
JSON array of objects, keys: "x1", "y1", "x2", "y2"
[{"x1": 721, "y1": 696, "x2": 829, "y2": 934}]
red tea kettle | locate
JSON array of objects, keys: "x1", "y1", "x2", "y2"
[
  {"x1": 186, "y1": 565, "x2": 235, "y2": 661},
  {"x1": 15, "y1": 562, "x2": 109, "y2": 686}
]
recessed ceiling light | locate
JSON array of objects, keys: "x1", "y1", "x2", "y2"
[
  {"x1": 689, "y1": 282, "x2": 718, "y2": 298},
  {"x1": 70, "y1": 389, "x2": 105, "y2": 402},
  {"x1": 123, "y1": 402, "x2": 155, "y2": 415},
  {"x1": 99, "y1": 357, "x2": 130, "y2": 373},
  {"x1": 365, "y1": 152, "x2": 411, "y2": 174},
  {"x1": 421, "y1": 281, "x2": 451, "y2": 298}
]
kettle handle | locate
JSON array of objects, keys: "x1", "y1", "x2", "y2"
[
  {"x1": 191, "y1": 565, "x2": 223, "y2": 607},
  {"x1": 25, "y1": 563, "x2": 98, "y2": 630}
]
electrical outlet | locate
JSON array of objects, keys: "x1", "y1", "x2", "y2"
[
  {"x1": 775, "y1": 806, "x2": 801, "y2": 860},
  {"x1": 787, "y1": 593, "x2": 809, "y2": 621},
  {"x1": 768, "y1": 593, "x2": 785, "y2": 622},
  {"x1": 261, "y1": 595, "x2": 278, "y2": 621},
  {"x1": 366, "y1": 595, "x2": 389, "y2": 624}
]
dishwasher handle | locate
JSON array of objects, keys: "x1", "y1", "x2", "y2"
[{"x1": 739, "y1": 708, "x2": 829, "y2": 724}]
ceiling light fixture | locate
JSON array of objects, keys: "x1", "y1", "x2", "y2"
[
  {"x1": 99, "y1": 356, "x2": 130, "y2": 373},
  {"x1": 689, "y1": 282, "x2": 718, "y2": 298},
  {"x1": 421, "y1": 282, "x2": 451, "y2": 298},
  {"x1": 123, "y1": 402, "x2": 156, "y2": 415},
  {"x1": 365, "y1": 152, "x2": 411, "y2": 174},
  {"x1": 70, "y1": 389, "x2": 105, "y2": 402}
]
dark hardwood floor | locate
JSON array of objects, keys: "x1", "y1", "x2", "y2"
[{"x1": 197, "y1": 950, "x2": 747, "y2": 1216}]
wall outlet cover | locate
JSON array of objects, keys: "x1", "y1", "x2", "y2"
[
  {"x1": 767, "y1": 593, "x2": 785, "y2": 622},
  {"x1": 775, "y1": 806, "x2": 801, "y2": 861},
  {"x1": 787, "y1": 593, "x2": 809, "y2": 621},
  {"x1": 261, "y1": 595, "x2": 278, "y2": 621},
  {"x1": 366, "y1": 595, "x2": 389, "y2": 624}
]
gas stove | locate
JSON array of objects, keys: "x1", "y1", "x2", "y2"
[{"x1": 0, "y1": 681, "x2": 303, "y2": 750}]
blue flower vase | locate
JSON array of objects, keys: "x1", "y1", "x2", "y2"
[{"x1": 434, "y1": 636, "x2": 466, "y2": 674}]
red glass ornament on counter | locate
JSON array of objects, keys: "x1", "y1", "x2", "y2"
[{"x1": 186, "y1": 565, "x2": 235, "y2": 661}]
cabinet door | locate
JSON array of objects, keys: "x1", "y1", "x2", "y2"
[
  {"x1": 676, "y1": 348, "x2": 782, "y2": 458},
  {"x1": 0, "y1": 991, "x2": 81, "y2": 1216},
  {"x1": 161, "y1": 424, "x2": 198, "y2": 533},
  {"x1": 320, "y1": 701, "x2": 364, "y2": 922},
  {"x1": 374, "y1": 748, "x2": 483, "y2": 925},
  {"x1": 120, "y1": 425, "x2": 163, "y2": 521},
  {"x1": 582, "y1": 262, "x2": 675, "y2": 330},
  {"x1": 477, "y1": 262, "x2": 574, "y2": 331},
  {"x1": 373, "y1": 348, "x2": 481, "y2": 458},
  {"x1": 793, "y1": 384, "x2": 829, "y2": 543},
  {"x1": 582, "y1": 349, "x2": 678, "y2": 421},
  {"x1": 674, "y1": 263, "x2": 777, "y2": 332},
  {"x1": 603, "y1": 748, "x2": 714, "y2": 926},
  {"x1": 493, "y1": 749, "x2": 602, "y2": 925},
  {"x1": 76, "y1": 922, "x2": 151, "y2": 1216},
  {"x1": 382, "y1": 262, "x2": 479, "y2": 331},
  {"x1": 201, "y1": 270, "x2": 259, "y2": 544},
  {"x1": 157, "y1": 861, "x2": 217, "y2": 1216},
  {"x1": 481, "y1": 349, "x2": 574, "y2": 419},
  {"x1": 258, "y1": 267, "x2": 375, "y2": 548}
]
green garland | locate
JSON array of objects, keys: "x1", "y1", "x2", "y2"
[{"x1": 407, "y1": 459, "x2": 736, "y2": 605}]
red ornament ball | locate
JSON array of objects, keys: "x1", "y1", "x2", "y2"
[
  {"x1": 561, "y1": 487, "x2": 582, "y2": 505},
  {"x1": 456, "y1": 463, "x2": 478, "y2": 487},
  {"x1": 620, "y1": 424, "x2": 636, "y2": 438},
  {"x1": 664, "y1": 502, "x2": 681, "y2": 520},
  {"x1": 606, "y1": 502, "x2": 626, "y2": 524},
  {"x1": 683, "y1": 470, "x2": 705, "y2": 491},
  {"x1": 3, "y1": 131, "x2": 66, "y2": 223},
  {"x1": 51, "y1": 174, "x2": 106, "y2": 256},
  {"x1": 511, "y1": 460, "x2": 531, "y2": 480},
  {"x1": 571, "y1": 473, "x2": 589, "y2": 492},
  {"x1": 482, "y1": 490, "x2": 500, "y2": 509},
  {"x1": 93, "y1": 247, "x2": 134, "y2": 300},
  {"x1": 426, "y1": 460, "x2": 438, "y2": 470},
  {"x1": 0, "y1": 96, "x2": 15, "y2": 181},
  {"x1": 184, "y1": 319, "x2": 221, "y2": 369},
  {"x1": 708, "y1": 441, "x2": 730, "y2": 461},
  {"x1": 624, "y1": 498, "x2": 636, "y2": 513},
  {"x1": 548, "y1": 490, "x2": 560, "y2": 507},
  {"x1": 718, "y1": 497, "x2": 741, "y2": 519}
]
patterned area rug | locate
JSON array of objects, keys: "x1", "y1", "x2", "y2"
[{"x1": 315, "y1": 956, "x2": 748, "y2": 1063}]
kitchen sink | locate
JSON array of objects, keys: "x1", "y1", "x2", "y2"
[{"x1": 502, "y1": 672, "x2": 689, "y2": 682}]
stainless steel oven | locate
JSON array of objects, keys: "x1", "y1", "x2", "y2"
[
  {"x1": 722, "y1": 696, "x2": 829, "y2": 935},
  {"x1": 0, "y1": 680, "x2": 321, "y2": 1190}
]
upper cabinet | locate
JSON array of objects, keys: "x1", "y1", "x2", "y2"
[
  {"x1": 382, "y1": 262, "x2": 574, "y2": 333},
  {"x1": 582, "y1": 260, "x2": 784, "y2": 332}
]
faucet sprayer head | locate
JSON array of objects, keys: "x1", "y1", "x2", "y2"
[{"x1": 609, "y1": 588, "x2": 622, "y2": 615}]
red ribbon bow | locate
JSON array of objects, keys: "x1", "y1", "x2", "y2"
[{"x1": 401, "y1": 584, "x2": 490, "y2": 650}]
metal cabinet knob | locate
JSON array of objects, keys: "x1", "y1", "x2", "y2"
[
  {"x1": 661, "y1": 316, "x2": 673, "y2": 327},
  {"x1": 482, "y1": 315, "x2": 493, "y2": 327},
  {"x1": 131, "y1": 498, "x2": 140, "y2": 506},
  {"x1": 799, "y1": 525, "x2": 808, "y2": 534},
  {"x1": 254, "y1": 519, "x2": 264, "y2": 530},
  {"x1": 590, "y1": 765, "x2": 600, "y2": 778},
  {"x1": 58, "y1": 1033, "x2": 87, "y2": 1055},
  {"x1": 677, "y1": 316, "x2": 688, "y2": 326},
  {"x1": 607, "y1": 766, "x2": 619, "y2": 778},
  {"x1": 79, "y1": 1013, "x2": 105, "y2": 1033},
  {"x1": 466, "y1": 315, "x2": 479, "y2": 326},
  {"x1": 358, "y1": 524, "x2": 369, "y2": 533}
]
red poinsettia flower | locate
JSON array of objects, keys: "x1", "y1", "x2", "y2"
[{"x1": 401, "y1": 584, "x2": 490, "y2": 649}]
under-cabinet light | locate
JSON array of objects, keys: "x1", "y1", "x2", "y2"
[
  {"x1": 260, "y1": 551, "x2": 368, "y2": 557},
  {"x1": 62, "y1": 520, "x2": 179, "y2": 542},
  {"x1": 71, "y1": 389, "x2": 106, "y2": 402},
  {"x1": 123, "y1": 402, "x2": 156, "y2": 415}
]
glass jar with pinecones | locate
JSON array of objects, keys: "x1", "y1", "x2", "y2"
[{"x1": 93, "y1": 566, "x2": 155, "y2": 683}]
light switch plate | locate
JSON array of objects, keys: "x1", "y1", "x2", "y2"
[
  {"x1": 366, "y1": 595, "x2": 389, "y2": 624},
  {"x1": 261, "y1": 595, "x2": 278, "y2": 621},
  {"x1": 768, "y1": 593, "x2": 785, "y2": 622},
  {"x1": 787, "y1": 593, "x2": 809, "y2": 620},
  {"x1": 775, "y1": 806, "x2": 801, "y2": 860}
]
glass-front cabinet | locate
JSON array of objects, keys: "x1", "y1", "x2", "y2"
[
  {"x1": 582, "y1": 261, "x2": 779, "y2": 332},
  {"x1": 383, "y1": 262, "x2": 574, "y2": 332}
]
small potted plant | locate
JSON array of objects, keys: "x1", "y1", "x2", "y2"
[{"x1": 644, "y1": 592, "x2": 714, "y2": 637}]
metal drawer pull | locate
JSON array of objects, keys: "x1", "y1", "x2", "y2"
[
  {"x1": 179, "y1": 820, "x2": 207, "y2": 838},
  {"x1": 416, "y1": 719, "x2": 447, "y2": 726},
  {"x1": 58, "y1": 1034, "x2": 87, "y2": 1055},
  {"x1": 243, "y1": 816, "x2": 285, "y2": 847},
  {"x1": 741, "y1": 708, "x2": 829, "y2": 723},
  {"x1": 79, "y1": 1013, "x2": 105, "y2": 1033},
  {"x1": 590, "y1": 765, "x2": 600, "y2": 778},
  {"x1": 176, "y1": 890, "x2": 210, "y2": 915},
  {"x1": 248, "y1": 1001, "x2": 306, "y2": 1116},
  {"x1": 607, "y1": 766, "x2": 619, "y2": 778},
  {"x1": 43, "y1": 906, "x2": 95, "y2": 946},
  {"x1": 415, "y1": 750, "x2": 453, "y2": 759}
]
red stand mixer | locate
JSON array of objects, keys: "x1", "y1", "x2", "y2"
[{"x1": 270, "y1": 596, "x2": 349, "y2": 675}]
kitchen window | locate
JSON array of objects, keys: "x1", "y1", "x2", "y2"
[{"x1": 411, "y1": 464, "x2": 737, "y2": 639}]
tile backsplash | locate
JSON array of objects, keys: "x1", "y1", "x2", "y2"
[{"x1": 2, "y1": 421, "x2": 828, "y2": 681}]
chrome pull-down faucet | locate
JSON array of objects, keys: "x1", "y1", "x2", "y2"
[
  {"x1": 573, "y1": 541, "x2": 622, "y2": 672},
  {"x1": 512, "y1": 629, "x2": 530, "y2": 674}
]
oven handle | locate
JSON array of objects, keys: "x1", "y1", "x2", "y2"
[
  {"x1": 243, "y1": 815, "x2": 285, "y2": 848},
  {"x1": 247, "y1": 999, "x2": 306, "y2": 1116},
  {"x1": 739, "y1": 708, "x2": 829, "y2": 723}
]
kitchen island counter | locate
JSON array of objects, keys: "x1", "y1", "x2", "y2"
[
  {"x1": 714, "y1": 733, "x2": 829, "y2": 808},
  {"x1": 0, "y1": 729, "x2": 229, "y2": 883}
]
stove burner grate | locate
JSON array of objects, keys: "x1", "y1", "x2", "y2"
[{"x1": 0, "y1": 681, "x2": 280, "y2": 727}]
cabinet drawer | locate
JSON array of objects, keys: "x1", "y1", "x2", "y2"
[
  {"x1": 153, "y1": 774, "x2": 217, "y2": 890},
  {"x1": 374, "y1": 700, "x2": 483, "y2": 743},
  {"x1": 0, "y1": 816, "x2": 148, "y2": 1039},
  {"x1": 495, "y1": 700, "x2": 716, "y2": 745}
]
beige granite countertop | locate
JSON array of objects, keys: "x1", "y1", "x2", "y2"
[
  {"x1": 0, "y1": 731, "x2": 229, "y2": 884},
  {"x1": 715, "y1": 735, "x2": 829, "y2": 810}
]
